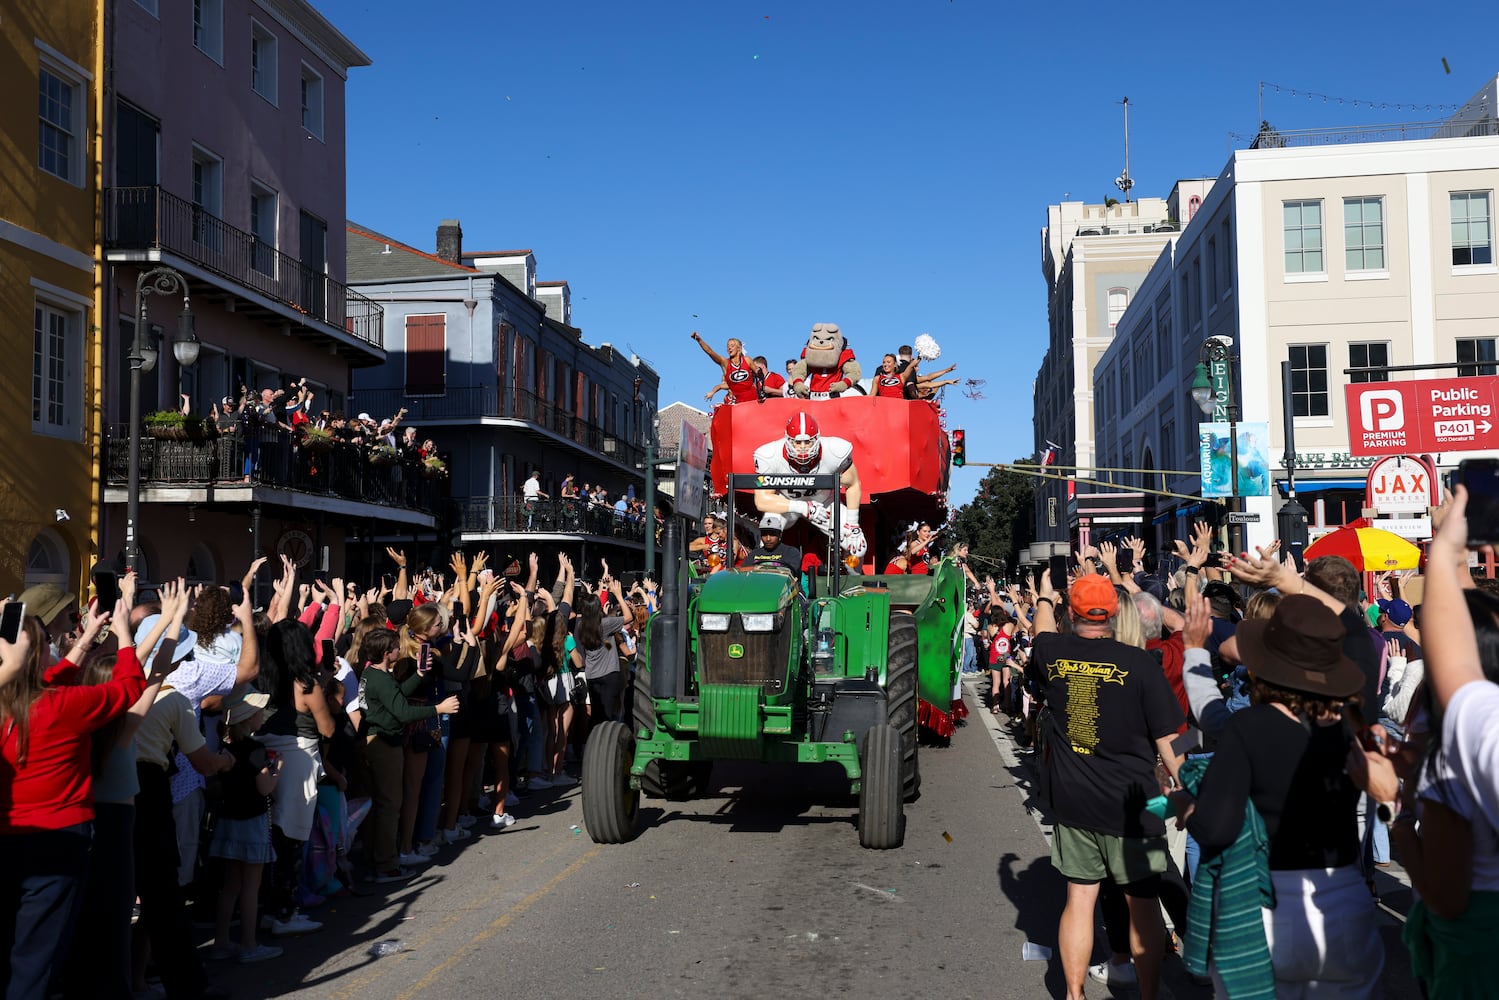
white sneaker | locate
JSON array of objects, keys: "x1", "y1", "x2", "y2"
[
  {"x1": 528, "y1": 775, "x2": 555, "y2": 789},
  {"x1": 490, "y1": 811, "x2": 516, "y2": 830},
  {"x1": 440, "y1": 826, "x2": 472, "y2": 843},
  {"x1": 398, "y1": 851, "x2": 433, "y2": 867},
  {"x1": 551, "y1": 772, "x2": 578, "y2": 787},
  {"x1": 238, "y1": 943, "x2": 284, "y2": 963},
  {"x1": 416, "y1": 841, "x2": 439, "y2": 857},
  {"x1": 457, "y1": 814, "x2": 478, "y2": 829},
  {"x1": 269, "y1": 913, "x2": 323, "y2": 936},
  {"x1": 1087, "y1": 959, "x2": 1137, "y2": 988}
]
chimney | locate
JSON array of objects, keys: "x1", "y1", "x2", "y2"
[{"x1": 436, "y1": 219, "x2": 462, "y2": 264}]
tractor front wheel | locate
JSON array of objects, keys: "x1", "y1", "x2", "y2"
[
  {"x1": 582, "y1": 721, "x2": 641, "y2": 844},
  {"x1": 858, "y1": 723, "x2": 904, "y2": 850}
]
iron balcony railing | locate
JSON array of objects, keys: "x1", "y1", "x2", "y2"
[
  {"x1": 104, "y1": 186, "x2": 384, "y2": 349},
  {"x1": 351, "y1": 385, "x2": 647, "y2": 469},
  {"x1": 454, "y1": 496, "x2": 649, "y2": 541},
  {"x1": 1249, "y1": 117, "x2": 1499, "y2": 149},
  {"x1": 104, "y1": 425, "x2": 441, "y2": 515}
]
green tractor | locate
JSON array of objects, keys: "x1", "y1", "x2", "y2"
[{"x1": 582, "y1": 474, "x2": 965, "y2": 849}]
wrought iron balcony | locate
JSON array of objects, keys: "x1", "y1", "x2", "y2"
[
  {"x1": 454, "y1": 496, "x2": 648, "y2": 541},
  {"x1": 104, "y1": 186, "x2": 383, "y2": 353},
  {"x1": 351, "y1": 385, "x2": 647, "y2": 470},
  {"x1": 104, "y1": 424, "x2": 440, "y2": 516}
]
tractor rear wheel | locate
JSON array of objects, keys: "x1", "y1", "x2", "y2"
[
  {"x1": 858, "y1": 723, "x2": 904, "y2": 849},
  {"x1": 886, "y1": 616, "x2": 921, "y2": 802},
  {"x1": 581, "y1": 721, "x2": 640, "y2": 844}
]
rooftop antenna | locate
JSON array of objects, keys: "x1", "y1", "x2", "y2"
[{"x1": 1114, "y1": 97, "x2": 1135, "y2": 204}]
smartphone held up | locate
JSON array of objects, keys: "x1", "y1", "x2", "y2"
[{"x1": 1458, "y1": 458, "x2": 1499, "y2": 546}]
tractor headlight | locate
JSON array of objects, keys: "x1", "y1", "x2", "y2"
[
  {"x1": 699, "y1": 613, "x2": 731, "y2": 632},
  {"x1": 740, "y1": 613, "x2": 777, "y2": 632}
]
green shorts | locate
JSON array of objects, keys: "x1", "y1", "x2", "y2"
[{"x1": 1051, "y1": 823, "x2": 1167, "y2": 890}]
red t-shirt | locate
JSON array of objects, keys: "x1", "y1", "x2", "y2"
[
  {"x1": 2, "y1": 648, "x2": 146, "y2": 834},
  {"x1": 723, "y1": 356, "x2": 759, "y2": 403},
  {"x1": 989, "y1": 631, "x2": 1013, "y2": 666},
  {"x1": 763, "y1": 372, "x2": 787, "y2": 395},
  {"x1": 874, "y1": 372, "x2": 906, "y2": 399},
  {"x1": 1147, "y1": 632, "x2": 1190, "y2": 735},
  {"x1": 806, "y1": 348, "x2": 857, "y2": 394}
]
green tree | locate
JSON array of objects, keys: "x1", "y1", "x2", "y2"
[{"x1": 950, "y1": 459, "x2": 1037, "y2": 581}]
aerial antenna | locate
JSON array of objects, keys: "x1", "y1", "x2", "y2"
[{"x1": 1114, "y1": 97, "x2": 1135, "y2": 203}]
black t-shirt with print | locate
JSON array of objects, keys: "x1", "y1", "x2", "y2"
[
  {"x1": 220, "y1": 737, "x2": 271, "y2": 821},
  {"x1": 1026, "y1": 632, "x2": 1184, "y2": 838}
]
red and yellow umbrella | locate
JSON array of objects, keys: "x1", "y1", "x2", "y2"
[{"x1": 1304, "y1": 524, "x2": 1421, "y2": 571}]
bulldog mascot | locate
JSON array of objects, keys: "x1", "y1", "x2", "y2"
[{"x1": 789, "y1": 322, "x2": 862, "y2": 398}]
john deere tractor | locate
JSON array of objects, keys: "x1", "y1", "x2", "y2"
[{"x1": 582, "y1": 473, "x2": 964, "y2": 849}]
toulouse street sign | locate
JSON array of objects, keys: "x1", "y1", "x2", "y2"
[{"x1": 1346, "y1": 376, "x2": 1499, "y2": 456}]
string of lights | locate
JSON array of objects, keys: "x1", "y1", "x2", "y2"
[{"x1": 1260, "y1": 80, "x2": 1468, "y2": 115}]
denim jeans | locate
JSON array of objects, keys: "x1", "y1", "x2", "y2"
[
  {"x1": 513, "y1": 690, "x2": 545, "y2": 774},
  {"x1": 414, "y1": 721, "x2": 449, "y2": 844},
  {"x1": 0, "y1": 822, "x2": 92, "y2": 1000},
  {"x1": 60, "y1": 803, "x2": 133, "y2": 1000},
  {"x1": 961, "y1": 637, "x2": 977, "y2": 673}
]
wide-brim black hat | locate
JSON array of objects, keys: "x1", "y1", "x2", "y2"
[{"x1": 1235, "y1": 594, "x2": 1364, "y2": 699}]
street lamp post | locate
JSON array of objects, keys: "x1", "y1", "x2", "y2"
[
  {"x1": 127, "y1": 267, "x2": 194, "y2": 572},
  {"x1": 1190, "y1": 336, "x2": 1242, "y2": 554}
]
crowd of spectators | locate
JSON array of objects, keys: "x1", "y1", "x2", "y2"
[
  {"x1": 0, "y1": 545, "x2": 660, "y2": 998},
  {"x1": 957, "y1": 502, "x2": 1499, "y2": 1000},
  {"x1": 166, "y1": 379, "x2": 443, "y2": 489}
]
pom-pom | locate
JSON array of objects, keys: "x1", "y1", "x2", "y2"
[{"x1": 913, "y1": 333, "x2": 941, "y2": 361}]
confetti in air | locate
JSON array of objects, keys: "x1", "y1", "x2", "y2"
[
  {"x1": 961, "y1": 378, "x2": 987, "y2": 401},
  {"x1": 1443, "y1": 57, "x2": 1451, "y2": 74}
]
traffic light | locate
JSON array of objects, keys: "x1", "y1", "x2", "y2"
[{"x1": 951, "y1": 429, "x2": 966, "y2": 467}]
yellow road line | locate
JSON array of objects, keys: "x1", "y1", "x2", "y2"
[
  {"x1": 396, "y1": 848, "x2": 602, "y2": 1000},
  {"x1": 323, "y1": 839, "x2": 583, "y2": 1000}
]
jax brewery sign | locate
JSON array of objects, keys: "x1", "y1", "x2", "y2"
[
  {"x1": 1346, "y1": 376, "x2": 1499, "y2": 455},
  {"x1": 1365, "y1": 454, "x2": 1437, "y2": 515}
]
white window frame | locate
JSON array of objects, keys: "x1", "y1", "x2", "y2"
[
  {"x1": 192, "y1": 0, "x2": 224, "y2": 64},
  {"x1": 249, "y1": 180, "x2": 278, "y2": 277},
  {"x1": 37, "y1": 55, "x2": 86, "y2": 187},
  {"x1": 32, "y1": 285, "x2": 87, "y2": 441},
  {"x1": 1344, "y1": 196, "x2": 1386, "y2": 274},
  {"x1": 300, "y1": 63, "x2": 324, "y2": 140},
  {"x1": 1106, "y1": 287, "x2": 1128, "y2": 328},
  {"x1": 191, "y1": 144, "x2": 224, "y2": 250},
  {"x1": 1348, "y1": 342, "x2": 1390, "y2": 384},
  {"x1": 250, "y1": 19, "x2": 279, "y2": 106},
  {"x1": 1451, "y1": 191, "x2": 1495, "y2": 272},
  {"x1": 1283, "y1": 199, "x2": 1325, "y2": 277},
  {"x1": 1457, "y1": 337, "x2": 1498, "y2": 378},
  {"x1": 1288, "y1": 343, "x2": 1331, "y2": 422}
]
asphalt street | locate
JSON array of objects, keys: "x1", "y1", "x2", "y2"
[{"x1": 243, "y1": 681, "x2": 1422, "y2": 999}]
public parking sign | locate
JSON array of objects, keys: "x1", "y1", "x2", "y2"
[{"x1": 1346, "y1": 376, "x2": 1499, "y2": 455}]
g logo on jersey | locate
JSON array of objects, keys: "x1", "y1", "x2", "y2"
[
  {"x1": 878, "y1": 375, "x2": 901, "y2": 387},
  {"x1": 728, "y1": 368, "x2": 751, "y2": 383}
]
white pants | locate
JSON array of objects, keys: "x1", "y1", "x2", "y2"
[
  {"x1": 1212, "y1": 865, "x2": 1383, "y2": 999},
  {"x1": 261, "y1": 732, "x2": 323, "y2": 842},
  {"x1": 170, "y1": 788, "x2": 204, "y2": 887}
]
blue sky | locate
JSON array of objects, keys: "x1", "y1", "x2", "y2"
[{"x1": 327, "y1": 0, "x2": 1494, "y2": 506}]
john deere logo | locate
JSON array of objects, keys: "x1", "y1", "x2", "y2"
[{"x1": 728, "y1": 643, "x2": 745, "y2": 658}]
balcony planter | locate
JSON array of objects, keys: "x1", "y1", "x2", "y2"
[
  {"x1": 301, "y1": 426, "x2": 336, "y2": 453},
  {"x1": 368, "y1": 445, "x2": 401, "y2": 467},
  {"x1": 144, "y1": 410, "x2": 187, "y2": 441},
  {"x1": 421, "y1": 456, "x2": 448, "y2": 479}
]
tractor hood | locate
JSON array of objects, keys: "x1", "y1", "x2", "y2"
[{"x1": 695, "y1": 570, "x2": 799, "y2": 614}]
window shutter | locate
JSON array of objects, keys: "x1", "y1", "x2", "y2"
[{"x1": 405, "y1": 314, "x2": 446, "y2": 395}]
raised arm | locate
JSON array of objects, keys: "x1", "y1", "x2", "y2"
[
  {"x1": 690, "y1": 331, "x2": 727, "y2": 367},
  {"x1": 1424, "y1": 487, "x2": 1485, "y2": 709},
  {"x1": 386, "y1": 547, "x2": 409, "y2": 601}
]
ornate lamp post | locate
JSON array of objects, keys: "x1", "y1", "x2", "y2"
[{"x1": 127, "y1": 267, "x2": 193, "y2": 572}]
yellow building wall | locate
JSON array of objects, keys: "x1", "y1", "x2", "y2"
[{"x1": 0, "y1": 0, "x2": 103, "y2": 597}]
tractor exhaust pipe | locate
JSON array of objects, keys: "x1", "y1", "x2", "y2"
[{"x1": 652, "y1": 517, "x2": 683, "y2": 700}]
